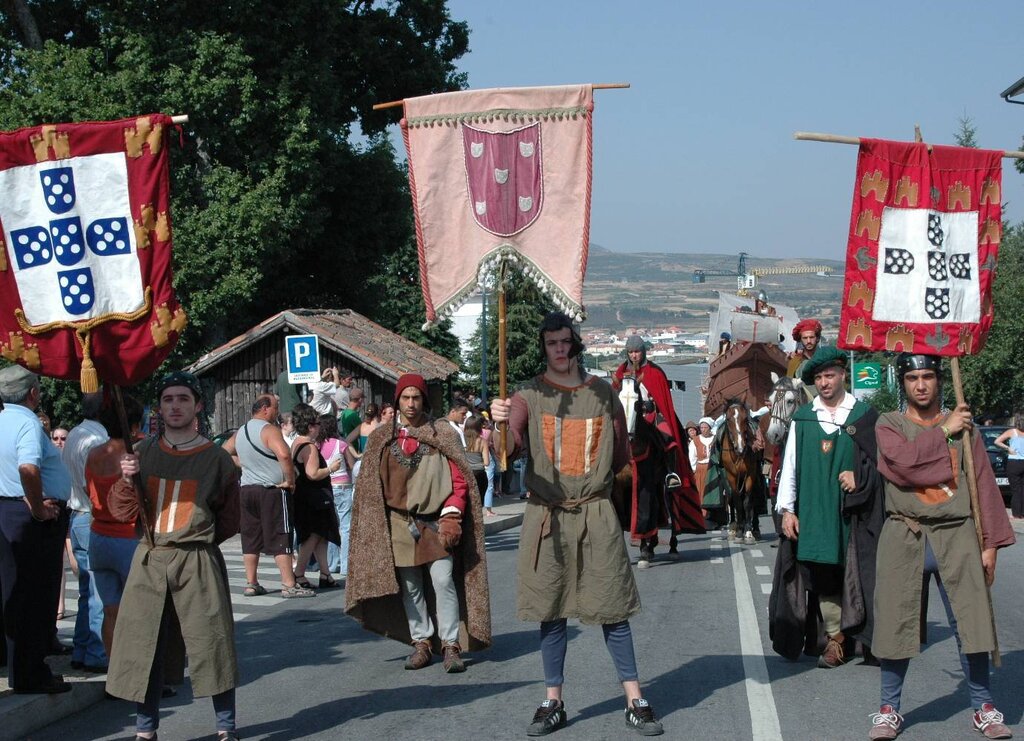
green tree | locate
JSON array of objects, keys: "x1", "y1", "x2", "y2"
[
  {"x1": 0, "y1": 1, "x2": 469, "y2": 372},
  {"x1": 463, "y1": 268, "x2": 556, "y2": 398},
  {"x1": 953, "y1": 113, "x2": 978, "y2": 148}
]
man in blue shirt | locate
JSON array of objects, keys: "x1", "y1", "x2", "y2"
[{"x1": 0, "y1": 365, "x2": 72, "y2": 693}]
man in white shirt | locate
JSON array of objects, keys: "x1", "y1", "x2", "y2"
[
  {"x1": 775, "y1": 347, "x2": 876, "y2": 669},
  {"x1": 61, "y1": 391, "x2": 109, "y2": 672},
  {"x1": 308, "y1": 367, "x2": 340, "y2": 416},
  {"x1": 445, "y1": 397, "x2": 469, "y2": 448}
]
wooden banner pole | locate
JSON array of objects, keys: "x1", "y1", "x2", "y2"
[
  {"x1": 497, "y1": 260, "x2": 509, "y2": 471},
  {"x1": 372, "y1": 82, "x2": 630, "y2": 111},
  {"x1": 111, "y1": 385, "x2": 155, "y2": 549},
  {"x1": 794, "y1": 130, "x2": 1024, "y2": 160}
]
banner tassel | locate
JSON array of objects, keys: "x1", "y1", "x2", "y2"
[{"x1": 77, "y1": 329, "x2": 99, "y2": 393}]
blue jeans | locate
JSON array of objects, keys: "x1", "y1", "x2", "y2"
[
  {"x1": 89, "y1": 532, "x2": 137, "y2": 607},
  {"x1": 327, "y1": 484, "x2": 354, "y2": 575},
  {"x1": 69, "y1": 511, "x2": 107, "y2": 668},
  {"x1": 484, "y1": 458, "x2": 496, "y2": 508}
]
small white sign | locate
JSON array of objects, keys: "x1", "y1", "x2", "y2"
[{"x1": 285, "y1": 334, "x2": 320, "y2": 384}]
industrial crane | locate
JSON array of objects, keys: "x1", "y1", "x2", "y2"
[{"x1": 693, "y1": 252, "x2": 836, "y2": 296}]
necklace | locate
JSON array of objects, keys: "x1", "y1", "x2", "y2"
[{"x1": 164, "y1": 432, "x2": 202, "y2": 450}]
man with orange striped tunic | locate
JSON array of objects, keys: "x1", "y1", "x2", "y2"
[
  {"x1": 106, "y1": 371, "x2": 241, "y2": 741},
  {"x1": 491, "y1": 312, "x2": 663, "y2": 737}
]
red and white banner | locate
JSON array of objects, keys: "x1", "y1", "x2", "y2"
[
  {"x1": 402, "y1": 85, "x2": 593, "y2": 326},
  {"x1": 838, "y1": 139, "x2": 1001, "y2": 355},
  {"x1": 0, "y1": 114, "x2": 185, "y2": 389}
]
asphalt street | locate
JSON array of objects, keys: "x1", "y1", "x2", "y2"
[{"x1": 31, "y1": 517, "x2": 1024, "y2": 741}]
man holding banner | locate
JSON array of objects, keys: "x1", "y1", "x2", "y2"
[
  {"x1": 491, "y1": 313, "x2": 663, "y2": 737},
  {"x1": 868, "y1": 355, "x2": 1014, "y2": 740}
]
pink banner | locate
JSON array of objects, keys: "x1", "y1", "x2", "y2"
[{"x1": 402, "y1": 85, "x2": 594, "y2": 326}]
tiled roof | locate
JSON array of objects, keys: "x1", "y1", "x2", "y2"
[{"x1": 189, "y1": 308, "x2": 459, "y2": 382}]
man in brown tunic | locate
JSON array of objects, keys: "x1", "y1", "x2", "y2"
[
  {"x1": 346, "y1": 373, "x2": 490, "y2": 673},
  {"x1": 868, "y1": 354, "x2": 1014, "y2": 740},
  {"x1": 491, "y1": 312, "x2": 663, "y2": 737}
]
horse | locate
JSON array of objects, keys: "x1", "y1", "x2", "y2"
[
  {"x1": 766, "y1": 373, "x2": 806, "y2": 447},
  {"x1": 718, "y1": 399, "x2": 761, "y2": 544}
]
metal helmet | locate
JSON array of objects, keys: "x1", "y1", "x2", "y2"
[{"x1": 895, "y1": 353, "x2": 941, "y2": 378}]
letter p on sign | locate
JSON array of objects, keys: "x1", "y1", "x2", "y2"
[{"x1": 286, "y1": 334, "x2": 320, "y2": 384}]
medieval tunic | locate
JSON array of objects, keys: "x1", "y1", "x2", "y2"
[
  {"x1": 509, "y1": 375, "x2": 639, "y2": 624},
  {"x1": 345, "y1": 421, "x2": 491, "y2": 651},
  {"x1": 873, "y1": 415, "x2": 1015, "y2": 659},
  {"x1": 106, "y1": 438, "x2": 240, "y2": 702}
]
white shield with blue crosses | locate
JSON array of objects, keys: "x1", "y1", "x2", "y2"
[{"x1": 0, "y1": 153, "x2": 143, "y2": 325}]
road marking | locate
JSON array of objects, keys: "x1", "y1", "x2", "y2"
[
  {"x1": 731, "y1": 548, "x2": 783, "y2": 741},
  {"x1": 711, "y1": 558, "x2": 724, "y2": 564},
  {"x1": 750, "y1": 549, "x2": 764, "y2": 558},
  {"x1": 755, "y1": 565, "x2": 771, "y2": 576},
  {"x1": 760, "y1": 583, "x2": 772, "y2": 595}
]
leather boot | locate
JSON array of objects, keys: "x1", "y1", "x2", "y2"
[
  {"x1": 818, "y1": 632, "x2": 846, "y2": 669},
  {"x1": 442, "y1": 642, "x2": 466, "y2": 673},
  {"x1": 404, "y1": 640, "x2": 432, "y2": 670}
]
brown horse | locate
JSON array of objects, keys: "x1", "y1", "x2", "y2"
[{"x1": 718, "y1": 400, "x2": 760, "y2": 544}]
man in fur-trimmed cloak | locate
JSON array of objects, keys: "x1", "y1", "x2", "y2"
[{"x1": 345, "y1": 374, "x2": 490, "y2": 673}]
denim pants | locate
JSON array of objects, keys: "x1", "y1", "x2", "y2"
[
  {"x1": 483, "y1": 458, "x2": 496, "y2": 508},
  {"x1": 69, "y1": 510, "x2": 107, "y2": 668},
  {"x1": 327, "y1": 484, "x2": 354, "y2": 575}
]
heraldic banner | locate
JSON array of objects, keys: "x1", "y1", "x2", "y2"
[
  {"x1": 0, "y1": 114, "x2": 185, "y2": 390},
  {"x1": 402, "y1": 85, "x2": 594, "y2": 326},
  {"x1": 838, "y1": 138, "x2": 1002, "y2": 356}
]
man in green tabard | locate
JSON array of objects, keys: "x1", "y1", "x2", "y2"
[{"x1": 775, "y1": 346, "x2": 875, "y2": 668}]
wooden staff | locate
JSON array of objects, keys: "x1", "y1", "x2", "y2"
[
  {"x1": 496, "y1": 260, "x2": 509, "y2": 470},
  {"x1": 794, "y1": 130, "x2": 1024, "y2": 160},
  {"x1": 111, "y1": 385, "x2": 155, "y2": 548},
  {"x1": 372, "y1": 82, "x2": 630, "y2": 110}
]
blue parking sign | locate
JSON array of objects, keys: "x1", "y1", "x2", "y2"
[{"x1": 285, "y1": 334, "x2": 320, "y2": 384}]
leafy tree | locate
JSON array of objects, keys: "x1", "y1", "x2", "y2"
[
  {"x1": 463, "y1": 268, "x2": 556, "y2": 399},
  {"x1": 0, "y1": 1, "x2": 469, "y2": 374}
]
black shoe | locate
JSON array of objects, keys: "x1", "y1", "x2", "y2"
[
  {"x1": 527, "y1": 699, "x2": 567, "y2": 736},
  {"x1": 14, "y1": 676, "x2": 72, "y2": 694},
  {"x1": 625, "y1": 699, "x2": 663, "y2": 736}
]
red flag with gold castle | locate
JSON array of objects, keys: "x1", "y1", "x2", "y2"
[
  {"x1": 838, "y1": 139, "x2": 1001, "y2": 355},
  {"x1": 0, "y1": 114, "x2": 185, "y2": 390}
]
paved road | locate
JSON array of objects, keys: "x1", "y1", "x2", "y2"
[{"x1": 34, "y1": 517, "x2": 1024, "y2": 740}]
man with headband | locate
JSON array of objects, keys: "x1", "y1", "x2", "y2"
[
  {"x1": 867, "y1": 354, "x2": 1014, "y2": 740},
  {"x1": 492, "y1": 312, "x2": 664, "y2": 737},
  {"x1": 106, "y1": 370, "x2": 241, "y2": 741}
]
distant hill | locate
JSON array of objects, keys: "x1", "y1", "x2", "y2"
[{"x1": 582, "y1": 246, "x2": 845, "y2": 333}]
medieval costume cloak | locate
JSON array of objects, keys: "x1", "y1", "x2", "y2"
[
  {"x1": 872, "y1": 414, "x2": 1014, "y2": 659},
  {"x1": 345, "y1": 419, "x2": 491, "y2": 652},
  {"x1": 768, "y1": 406, "x2": 884, "y2": 659},
  {"x1": 105, "y1": 438, "x2": 240, "y2": 702},
  {"x1": 508, "y1": 374, "x2": 640, "y2": 624},
  {"x1": 612, "y1": 358, "x2": 704, "y2": 534}
]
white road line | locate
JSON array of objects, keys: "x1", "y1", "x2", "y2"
[
  {"x1": 711, "y1": 558, "x2": 724, "y2": 564},
  {"x1": 760, "y1": 583, "x2": 773, "y2": 595},
  {"x1": 731, "y1": 548, "x2": 783, "y2": 741},
  {"x1": 755, "y1": 565, "x2": 771, "y2": 576},
  {"x1": 750, "y1": 549, "x2": 764, "y2": 558}
]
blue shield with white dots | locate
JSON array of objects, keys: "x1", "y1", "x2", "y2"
[
  {"x1": 10, "y1": 225, "x2": 53, "y2": 270},
  {"x1": 49, "y1": 217, "x2": 87, "y2": 267},
  {"x1": 86, "y1": 217, "x2": 131, "y2": 256},
  {"x1": 39, "y1": 167, "x2": 76, "y2": 215},
  {"x1": 58, "y1": 268, "x2": 95, "y2": 315}
]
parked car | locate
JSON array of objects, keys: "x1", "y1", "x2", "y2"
[{"x1": 979, "y1": 426, "x2": 1010, "y2": 505}]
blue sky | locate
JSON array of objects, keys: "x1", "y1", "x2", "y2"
[{"x1": 439, "y1": 0, "x2": 1024, "y2": 261}]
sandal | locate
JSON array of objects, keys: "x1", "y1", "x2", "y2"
[
  {"x1": 319, "y1": 572, "x2": 340, "y2": 589},
  {"x1": 293, "y1": 573, "x2": 313, "y2": 589},
  {"x1": 243, "y1": 583, "x2": 268, "y2": 597},
  {"x1": 281, "y1": 584, "x2": 316, "y2": 598}
]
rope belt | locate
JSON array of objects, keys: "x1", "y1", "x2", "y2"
[{"x1": 530, "y1": 494, "x2": 604, "y2": 570}]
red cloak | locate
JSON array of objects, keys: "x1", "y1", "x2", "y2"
[{"x1": 613, "y1": 360, "x2": 705, "y2": 534}]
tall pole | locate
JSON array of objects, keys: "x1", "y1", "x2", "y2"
[
  {"x1": 481, "y1": 283, "x2": 488, "y2": 404},
  {"x1": 497, "y1": 260, "x2": 509, "y2": 470}
]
